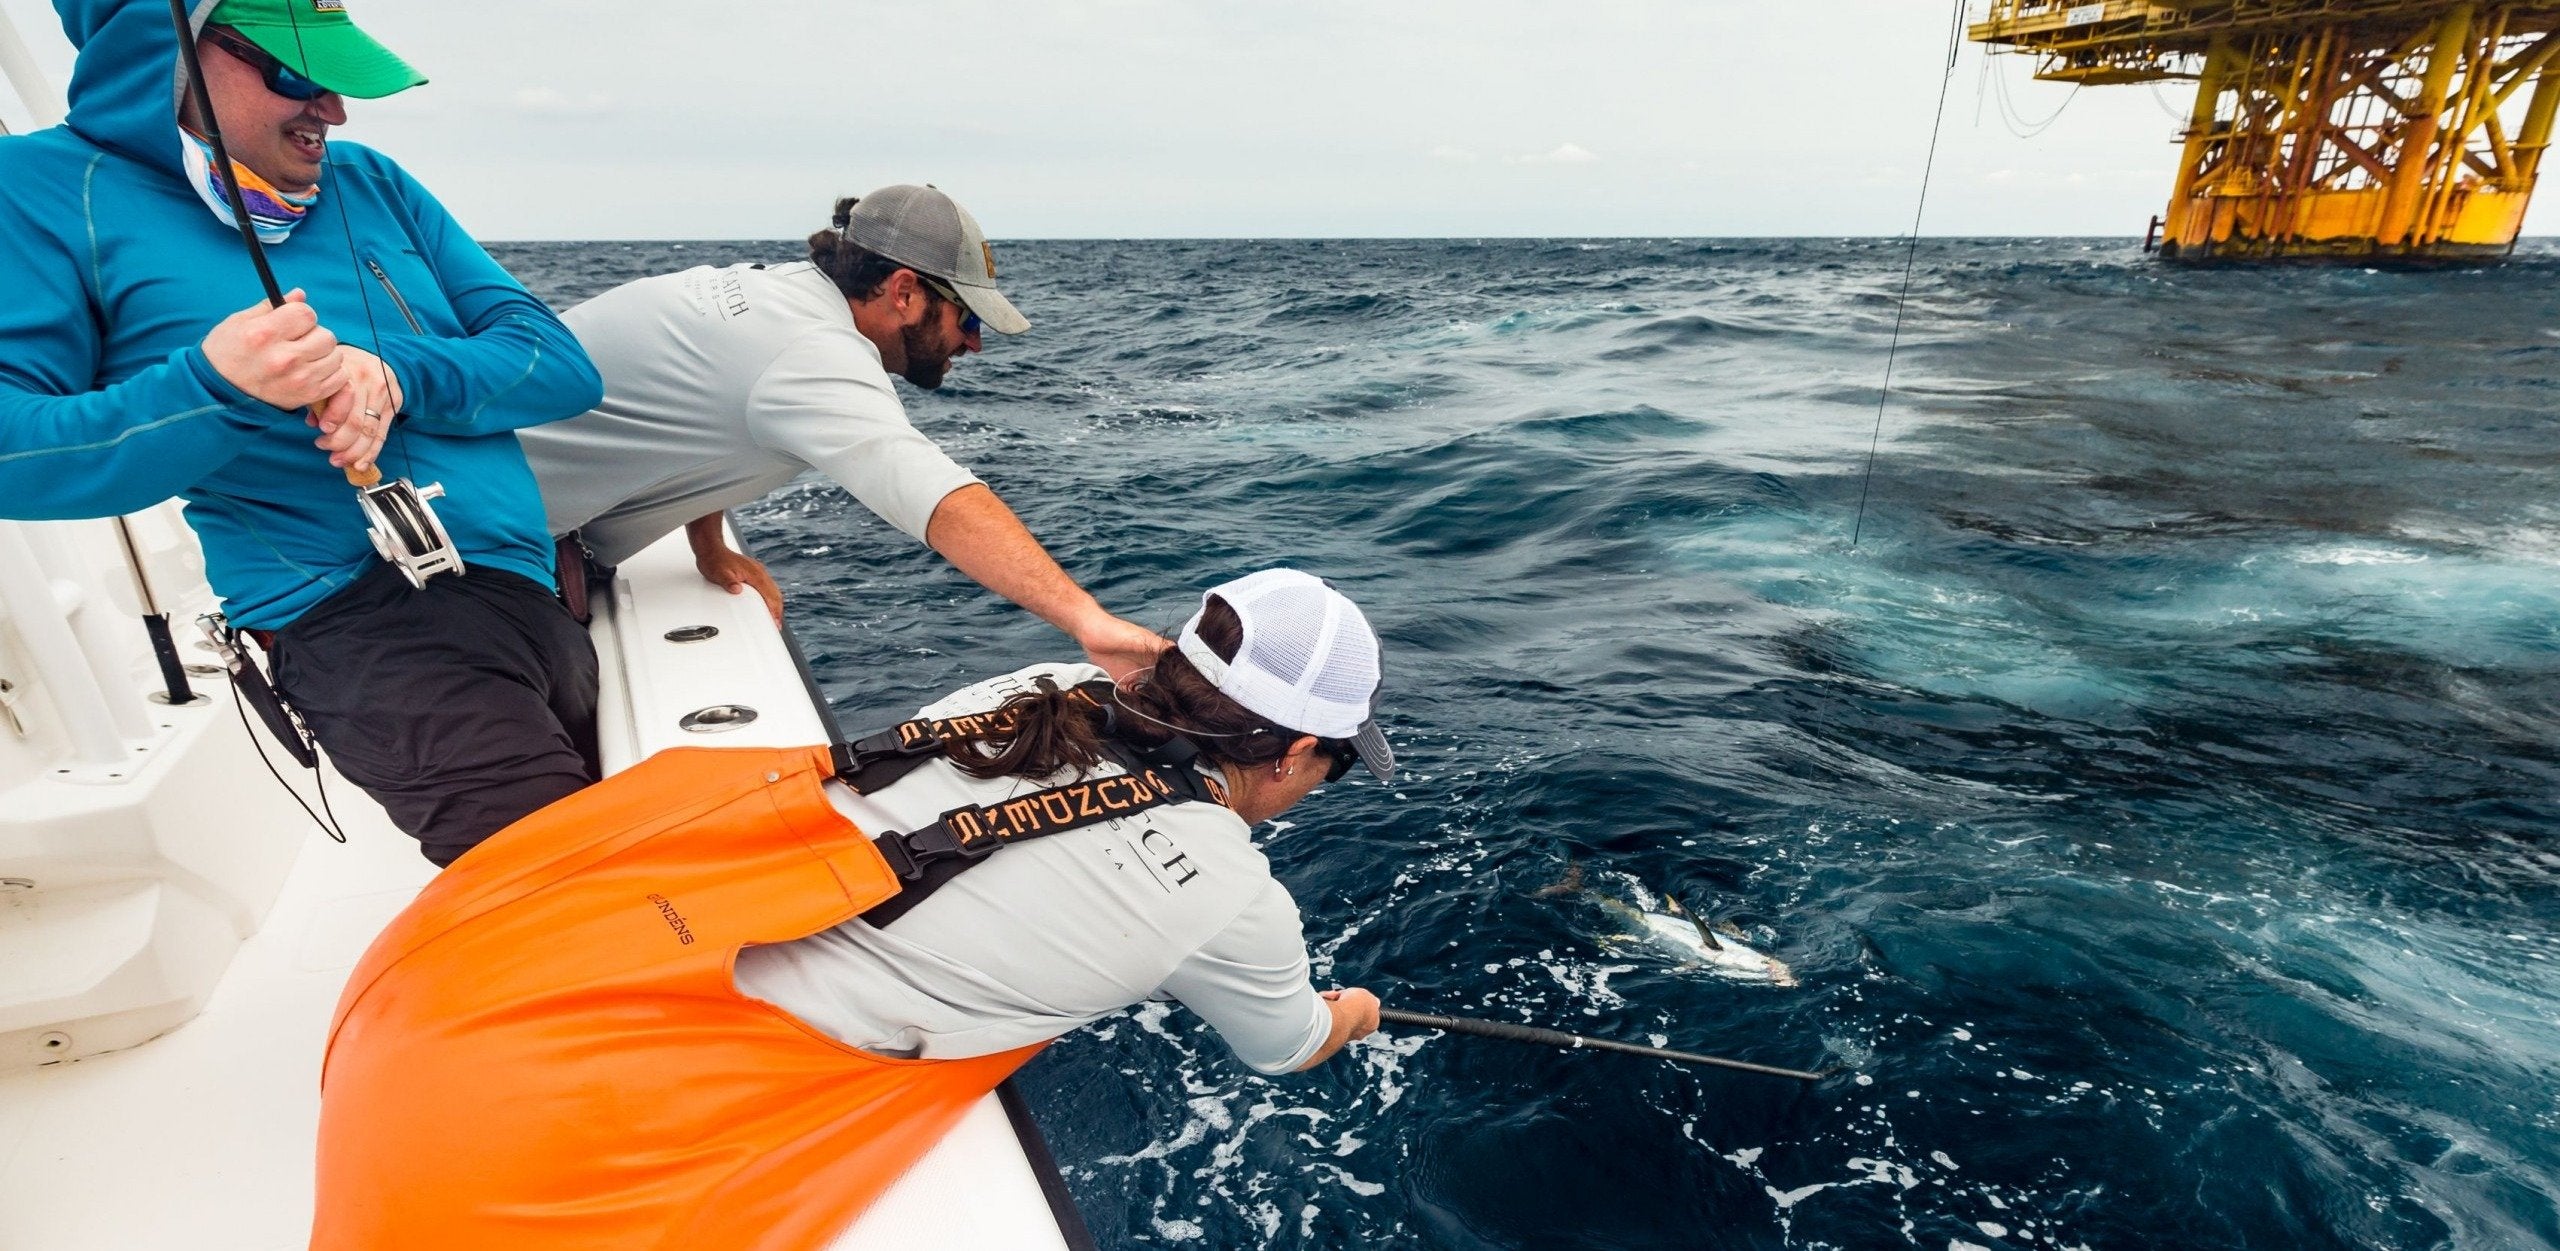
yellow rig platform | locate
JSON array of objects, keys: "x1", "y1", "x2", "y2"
[{"x1": 1971, "y1": 1, "x2": 2560, "y2": 261}]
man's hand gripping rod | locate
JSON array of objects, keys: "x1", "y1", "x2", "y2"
[{"x1": 167, "y1": 0, "x2": 461, "y2": 588}]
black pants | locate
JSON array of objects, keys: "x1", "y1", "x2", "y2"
[{"x1": 272, "y1": 564, "x2": 601, "y2": 867}]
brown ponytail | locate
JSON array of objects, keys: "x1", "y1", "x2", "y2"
[{"x1": 940, "y1": 597, "x2": 1321, "y2": 781}]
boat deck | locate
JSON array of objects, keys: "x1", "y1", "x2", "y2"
[{"x1": 0, "y1": 530, "x2": 1081, "y2": 1249}]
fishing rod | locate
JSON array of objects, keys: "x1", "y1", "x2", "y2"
[
  {"x1": 1378, "y1": 1008, "x2": 1832, "y2": 1083},
  {"x1": 165, "y1": 0, "x2": 461, "y2": 588}
]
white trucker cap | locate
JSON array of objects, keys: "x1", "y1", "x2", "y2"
[
  {"x1": 1176, "y1": 569, "x2": 1394, "y2": 781},
  {"x1": 840, "y1": 184, "x2": 1031, "y2": 334}
]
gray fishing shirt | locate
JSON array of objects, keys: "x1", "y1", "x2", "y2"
[
  {"x1": 733, "y1": 663, "x2": 1334, "y2": 1075},
  {"x1": 519, "y1": 261, "x2": 980, "y2": 566}
]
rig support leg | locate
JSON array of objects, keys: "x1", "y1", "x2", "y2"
[
  {"x1": 2516, "y1": 58, "x2": 2560, "y2": 184},
  {"x1": 2166, "y1": 36, "x2": 2237, "y2": 254},
  {"x1": 2378, "y1": 3, "x2": 2475, "y2": 246}
]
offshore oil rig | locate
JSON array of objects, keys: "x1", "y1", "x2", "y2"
[{"x1": 1970, "y1": 1, "x2": 2560, "y2": 261}]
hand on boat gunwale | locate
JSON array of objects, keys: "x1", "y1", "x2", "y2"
[
  {"x1": 696, "y1": 545, "x2": 786, "y2": 626},
  {"x1": 202, "y1": 290, "x2": 347, "y2": 412},
  {"x1": 310, "y1": 347, "x2": 403, "y2": 474}
]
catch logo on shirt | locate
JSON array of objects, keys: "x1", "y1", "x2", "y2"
[
  {"x1": 1130, "y1": 827, "x2": 1200, "y2": 891},
  {"x1": 680, "y1": 269, "x2": 755, "y2": 321}
]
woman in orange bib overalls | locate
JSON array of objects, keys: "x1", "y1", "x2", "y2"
[{"x1": 312, "y1": 570, "x2": 1394, "y2": 1249}]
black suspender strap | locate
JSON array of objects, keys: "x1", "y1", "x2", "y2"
[
  {"x1": 827, "y1": 682, "x2": 1223, "y2": 928},
  {"x1": 858, "y1": 746, "x2": 1218, "y2": 928}
]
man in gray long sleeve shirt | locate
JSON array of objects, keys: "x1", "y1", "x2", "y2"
[{"x1": 520, "y1": 185, "x2": 1164, "y2": 677}]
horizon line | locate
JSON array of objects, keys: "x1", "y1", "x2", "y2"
[{"x1": 474, "y1": 232, "x2": 2560, "y2": 245}]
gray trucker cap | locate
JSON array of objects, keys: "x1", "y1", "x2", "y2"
[{"x1": 840, "y1": 184, "x2": 1030, "y2": 335}]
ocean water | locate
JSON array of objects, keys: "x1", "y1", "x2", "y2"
[{"x1": 497, "y1": 238, "x2": 2560, "y2": 1251}]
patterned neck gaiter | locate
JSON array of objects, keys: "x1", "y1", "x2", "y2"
[{"x1": 178, "y1": 127, "x2": 319, "y2": 243}]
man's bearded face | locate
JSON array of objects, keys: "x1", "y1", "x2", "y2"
[{"x1": 897, "y1": 296, "x2": 972, "y2": 389}]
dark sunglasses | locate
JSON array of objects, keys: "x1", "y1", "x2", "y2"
[
  {"x1": 1321, "y1": 738, "x2": 1358, "y2": 784},
  {"x1": 915, "y1": 273, "x2": 985, "y2": 336},
  {"x1": 204, "y1": 26, "x2": 330, "y2": 103}
]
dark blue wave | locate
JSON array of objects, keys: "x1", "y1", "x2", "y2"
[{"x1": 499, "y1": 237, "x2": 2560, "y2": 1251}]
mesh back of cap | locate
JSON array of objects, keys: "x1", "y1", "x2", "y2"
[
  {"x1": 1308, "y1": 637, "x2": 1377, "y2": 704},
  {"x1": 1188, "y1": 568, "x2": 1382, "y2": 741},
  {"x1": 1240, "y1": 583, "x2": 1331, "y2": 687}
]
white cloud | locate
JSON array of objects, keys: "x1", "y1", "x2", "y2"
[
  {"x1": 18, "y1": 0, "x2": 2556, "y2": 237},
  {"x1": 510, "y1": 87, "x2": 617, "y2": 115},
  {"x1": 1505, "y1": 142, "x2": 1600, "y2": 166}
]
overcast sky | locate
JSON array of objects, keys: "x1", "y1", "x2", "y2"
[{"x1": 7, "y1": 0, "x2": 2557, "y2": 241}]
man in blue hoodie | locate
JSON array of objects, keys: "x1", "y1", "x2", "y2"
[{"x1": 0, "y1": 0, "x2": 608, "y2": 867}]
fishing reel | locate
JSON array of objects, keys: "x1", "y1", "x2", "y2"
[{"x1": 358, "y1": 476, "x2": 466, "y2": 588}]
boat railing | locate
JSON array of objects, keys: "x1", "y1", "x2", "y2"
[
  {"x1": 0, "y1": 2, "x2": 62, "y2": 135},
  {"x1": 0, "y1": 507, "x2": 317, "y2": 1071}
]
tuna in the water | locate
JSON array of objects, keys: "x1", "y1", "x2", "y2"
[
  {"x1": 1597, "y1": 895, "x2": 1797, "y2": 987},
  {"x1": 1542, "y1": 865, "x2": 1798, "y2": 987}
]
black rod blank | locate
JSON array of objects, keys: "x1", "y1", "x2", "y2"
[
  {"x1": 1378, "y1": 1008, "x2": 1829, "y2": 1083},
  {"x1": 167, "y1": 0, "x2": 284, "y2": 306}
]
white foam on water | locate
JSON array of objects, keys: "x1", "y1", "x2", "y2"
[
  {"x1": 1308, "y1": 1161, "x2": 1386, "y2": 1197},
  {"x1": 1353, "y1": 1027, "x2": 1427, "y2": 1111},
  {"x1": 1540, "y1": 959, "x2": 1636, "y2": 1009},
  {"x1": 1847, "y1": 1157, "x2": 1922, "y2": 1190},
  {"x1": 2291, "y1": 545, "x2": 2427, "y2": 566}
]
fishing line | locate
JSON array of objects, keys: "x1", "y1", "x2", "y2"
[{"x1": 1850, "y1": 0, "x2": 1966, "y2": 549}]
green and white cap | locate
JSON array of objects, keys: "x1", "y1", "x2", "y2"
[
  {"x1": 841, "y1": 184, "x2": 1030, "y2": 335},
  {"x1": 209, "y1": 0, "x2": 426, "y2": 100}
]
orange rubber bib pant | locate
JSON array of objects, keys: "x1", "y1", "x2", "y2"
[{"x1": 312, "y1": 745, "x2": 1042, "y2": 1250}]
